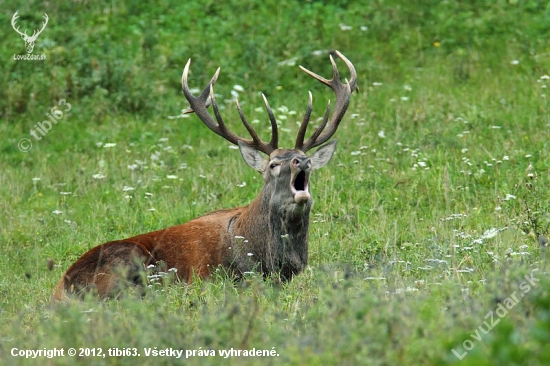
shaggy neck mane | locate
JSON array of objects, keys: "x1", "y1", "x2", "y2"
[{"x1": 232, "y1": 185, "x2": 311, "y2": 280}]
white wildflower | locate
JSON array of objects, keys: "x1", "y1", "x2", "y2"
[
  {"x1": 480, "y1": 228, "x2": 499, "y2": 240},
  {"x1": 311, "y1": 49, "x2": 327, "y2": 56},
  {"x1": 338, "y1": 23, "x2": 352, "y2": 31},
  {"x1": 150, "y1": 151, "x2": 161, "y2": 161},
  {"x1": 277, "y1": 57, "x2": 298, "y2": 67}
]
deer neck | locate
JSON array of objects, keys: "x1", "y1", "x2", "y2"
[{"x1": 230, "y1": 184, "x2": 312, "y2": 279}]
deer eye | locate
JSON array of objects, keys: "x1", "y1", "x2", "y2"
[{"x1": 270, "y1": 163, "x2": 280, "y2": 169}]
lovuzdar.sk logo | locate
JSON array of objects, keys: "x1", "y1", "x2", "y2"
[{"x1": 11, "y1": 11, "x2": 48, "y2": 61}]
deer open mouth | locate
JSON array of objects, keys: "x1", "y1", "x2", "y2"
[{"x1": 291, "y1": 171, "x2": 310, "y2": 204}]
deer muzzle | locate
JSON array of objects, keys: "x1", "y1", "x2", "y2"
[{"x1": 291, "y1": 157, "x2": 311, "y2": 204}]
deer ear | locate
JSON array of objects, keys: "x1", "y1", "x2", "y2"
[
  {"x1": 311, "y1": 140, "x2": 337, "y2": 170},
  {"x1": 238, "y1": 141, "x2": 268, "y2": 172}
]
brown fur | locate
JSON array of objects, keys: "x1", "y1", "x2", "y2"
[
  {"x1": 53, "y1": 145, "x2": 329, "y2": 300},
  {"x1": 54, "y1": 208, "x2": 240, "y2": 300}
]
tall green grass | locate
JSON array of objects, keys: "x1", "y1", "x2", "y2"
[{"x1": 1, "y1": 0, "x2": 550, "y2": 364}]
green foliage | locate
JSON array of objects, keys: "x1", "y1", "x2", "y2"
[{"x1": 2, "y1": 0, "x2": 550, "y2": 364}]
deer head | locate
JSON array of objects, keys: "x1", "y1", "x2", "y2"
[
  {"x1": 11, "y1": 11, "x2": 48, "y2": 54},
  {"x1": 182, "y1": 50, "x2": 356, "y2": 214}
]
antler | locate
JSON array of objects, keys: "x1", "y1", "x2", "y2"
[
  {"x1": 30, "y1": 13, "x2": 49, "y2": 40},
  {"x1": 181, "y1": 60, "x2": 278, "y2": 155},
  {"x1": 11, "y1": 12, "x2": 48, "y2": 40},
  {"x1": 11, "y1": 11, "x2": 27, "y2": 38},
  {"x1": 294, "y1": 50, "x2": 357, "y2": 153}
]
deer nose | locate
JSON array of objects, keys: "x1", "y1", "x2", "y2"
[{"x1": 293, "y1": 157, "x2": 311, "y2": 171}]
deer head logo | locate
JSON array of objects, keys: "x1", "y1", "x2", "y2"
[{"x1": 11, "y1": 11, "x2": 48, "y2": 54}]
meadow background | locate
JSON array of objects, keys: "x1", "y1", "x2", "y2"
[{"x1": 1, "y1": 0, "x2": 550, "y2": 364}]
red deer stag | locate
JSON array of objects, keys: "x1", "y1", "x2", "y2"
[{"x1": 53, "y1": 50, "x2": 356, "y2": 299}]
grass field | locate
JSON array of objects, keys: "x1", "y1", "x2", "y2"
[{"x1": 1, "y1": 0, "x2": 550, "y2": 364}]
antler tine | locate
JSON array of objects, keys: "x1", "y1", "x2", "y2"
[
  {"x1": 298, "y1": 50, "x2": 357, "y2": 152},
  {"x1": 181, "y1": 59, "x2": 276, "y2": 155},
  {"x1": 182, "y1": 60, "x2": 230, "y2": 139},
  {"x1": 181, "y1": 96, "x2": 211, "y2": 115},
  {"x1": 11, "y1": 11, "x2": 27, "y2": 37},
  {"x1": 261, "y1": 94, "x2": 279, "y2": 151},
  {"x1": 309, "y1": 99, "x2": 331, "y2": 144},
  {"x1": 294, "y1": 91, "x2": 313, "y2": 151},
  {"x1": 209, "y1": 84, "x2": 235, "y2": 141},
  {"x1": 235, "y1": 100, "x2": 265, "y2": 149},
  {"x1": 36, "y1": 13, "x2": 49, "y2": 36}
]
